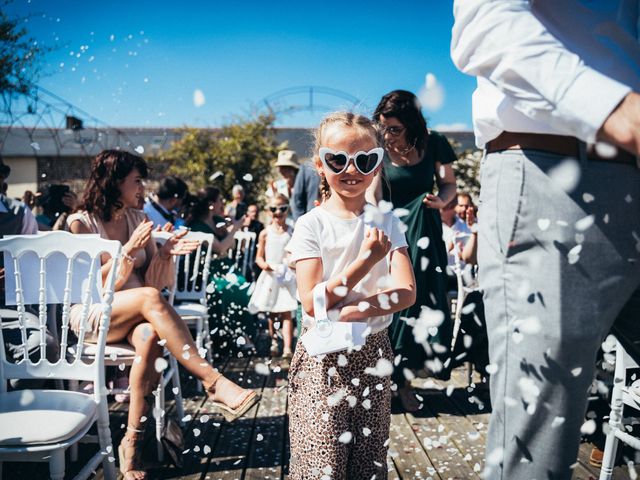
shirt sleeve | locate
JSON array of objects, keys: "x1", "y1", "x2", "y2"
[
  {"x1": 450, "y1": 0, "x2": 631, "y2": 143},
  {"x1": 22, "y1": 207, "x2": 39, "y2": 234},
  {"x1": 285, "y1": 215, "x2": 321, "y2": 264},
  {"x1": 388, "y1": 214, "x2": 408, "y2": 252}
]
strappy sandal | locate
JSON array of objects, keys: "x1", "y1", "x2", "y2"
[
  {"x1": 206, "y1": 373, "x2": 259, "y2": 422},
  {"x1": 118, "y1": 426, "x2": 147, "y2": 480}
]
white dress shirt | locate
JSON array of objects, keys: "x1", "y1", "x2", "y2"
[{"x1": 451, "y1": 0, "x2": 640, "y2": 147}]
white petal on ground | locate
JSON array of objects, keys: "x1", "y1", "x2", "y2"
[{"x1": 193, "y1": 89, "x2": 206, "y2": 107}]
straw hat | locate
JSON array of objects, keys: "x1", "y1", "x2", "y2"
[{"x1": 274, "y1": 150, "x2": 299, "y2": 169}]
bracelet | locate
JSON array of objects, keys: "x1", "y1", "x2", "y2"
[{"x1": 122, "y1": 252, "x2": 134, "y2": 263}]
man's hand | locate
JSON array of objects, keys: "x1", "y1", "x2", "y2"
[{"x1": 599, "y1": 92, "x2": 640, "y2": 156}]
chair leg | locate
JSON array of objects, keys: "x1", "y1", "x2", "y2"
[
  {"x1": 600, "y1": 342, "x2": 626, "y2": 480},
  {"x1": 169, "y1": 354, "x2": 186, "y2": 423},
  {"x1": 155, "y1": 382, "x2": 165, "y2": 462},
  {"x1": 49, "y1": 449, "x2": 65, "y2": 480},
  {"x1": 204, "y1": 324, "x2": 213, "y2": 364},
  {"x1": 97, "y1": 394, "x2": 117, "y2": 480},
  {"x1": 68, "y1": 379, "x2": 80, "y2": 462},
  {"x1": 195, "y1": 317, "x2": 204, "y2": 393}
]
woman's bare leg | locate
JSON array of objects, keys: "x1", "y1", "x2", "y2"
[
  {"x1": 126, "y1": 322, "x2": 162, "y2": 429},
  {"x1": 106, "y1": 287, "x2": 250, "y2": 407}
]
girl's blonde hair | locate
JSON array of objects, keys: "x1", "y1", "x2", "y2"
[
  {"x1": 270, "y1": 193, "x2": 290, "y2": 206},
  {"x1": 313, "y1": 112, "x2": 381, "y2": 201}
]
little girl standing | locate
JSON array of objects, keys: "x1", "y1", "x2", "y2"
[
  {"x1": 248, "y1": 193, "x2": 297, "y2": 358},
  {"x1": 285, "y1": 112, "x2": 416, "y2": 479}
]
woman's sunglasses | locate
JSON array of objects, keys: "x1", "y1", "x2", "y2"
[
  {"x1": 269, "y1": 205, "x2": 289, "y2": 213},
  {"x1": 318, "y1": 147, "x2": 384, "y2": 175}
]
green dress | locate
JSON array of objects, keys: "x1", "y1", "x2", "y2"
[
  {"x1": 383, "y1": 130, "x2": 456, "y2": 377},
  {"x1": 188, "y1": 219, "x2": 256, "y2": 357}
]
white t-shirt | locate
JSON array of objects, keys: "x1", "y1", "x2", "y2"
[
  {"x1": 442, "y1": 217, "x2": 472, "y2": 268},
  {"x1": 286, "y1": 206, "x2": 408, "y2": 334}
]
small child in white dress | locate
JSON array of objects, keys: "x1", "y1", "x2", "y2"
[{"x1": 248, "y1": 194, "x2": 297, "y2": 357}]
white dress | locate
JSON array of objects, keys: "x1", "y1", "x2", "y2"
[{"x1": 248, "y1": 225, "x2": 298, "y2": 313}]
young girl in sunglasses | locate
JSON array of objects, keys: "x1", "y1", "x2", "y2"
[
  {"x1": 247, "y1": 193, "x2": 297, "y2": 357},
  {"x1": 285, "y1": 112, "x2": 416, "y2": 479}
]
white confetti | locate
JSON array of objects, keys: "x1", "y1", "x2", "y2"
[
  {"x1": 548, "y1": 159, "x2": 581, "y2": 193},
  {"x1": 518, "y1": 377, "x2": 540, "y2": 412},
  {"x1": 417, "y1": 237, "x2": 430, "y2": 249},
  {"x1": 486, "y1": 363, "x2": 498, "y2": 375},
  {"x1": 154, "y1": 358, "x2": 168, "y2": 372},
  {"x1": 571, "y1": 367, "x2": 582, "y2": 377},
  {"x1": 513, "y1": 316, "x2": 541, "y2": 335},
  {"x1": 537, "y1": 218, "x2": 551, "y2": 231},
  {"x1": 551, "y1": 416, "x2": 565, "y2": 428},
  {"x1": 333, "y1": 286, "x2": 348, "y2": 297},
  {"x1": 625, "y1": 194, "x2": 633, "y2": 203},
  {"x1": 256, "y1": 433, "x2": 264, "y2": 441},
  {"x1": 193, "y1": 88, "x2": 206, "y2": 107},
  {"x1": 242, "y1": 173, "x2": 253, "y2": 182},
  {"x1": 337, "y1": 354, "x2": 348, "y2": 367},
  {"x1": 575, "y1": 215, "x2": 595, "y2": 232},
  {"x1": 568, "y1": 244, "x2": 582, "y2": 265},
  {"x1": 255, "y1": 363, "x2": 270, "y2": 376},
  {"x1": 338, "y1": 431, "x2": 353, "y2": 444},
  {"x1": 193, "y1": 428, "x2": 201, "y2": 437},
  {"x1": 134, "y1": 145, "x2": 144, "y2": 155},
  {"x1": 203, "y1": 445, "x2": 211, "y2": 455},
  {"x1": 580, "y1": 419, "x2": 596, "y2": 435},
  {"x1": 357, "y1": 301, "x2": 370, "y2": 312},
  {"x1": 30, "y1": 142, "x2": 41, "y2": 151},
  {"x1": 582, "y1": 193, "x2": 595, "y2": 203},
  {"x1": 594, "y1": 142, "x2": 618, "y2": 159},
  {"x1": 420, "y1": 256, "x2": 429, "y2": 271},
  {"x1": 364, "y1": 358, "x2": 393, "y2": 377},
  {"x1": 362, "y1": 427, "x2": 371, "y2": 436}
]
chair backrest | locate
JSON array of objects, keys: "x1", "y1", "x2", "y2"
[
  {"x1": 155, "y1": 230, "x2": 214, "y2": 304},
  {"x1": 0, "y1": 231, "x2": 121, "y2": 392},
  {"x1": 232, "y1": 230, "x2": 257, "y2": 278}
]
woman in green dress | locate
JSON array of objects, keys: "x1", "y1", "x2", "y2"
[
  {"x1": 185, "y1": 187, "x2": 256, "y2": 358},
  {"x1": 371, "y1": 90, "x2": 457, "y2": 408}
]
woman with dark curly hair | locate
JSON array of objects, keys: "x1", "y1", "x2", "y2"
[
  {"x1": 67, "y1": 150, "x2": 258, "y2": 480},
  {"x1": 370, "y1": 90, "x2": 458, "y2": 409}
]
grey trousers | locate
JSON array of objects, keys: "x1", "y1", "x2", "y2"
[{"x1": 478, "y1": 149, "x2": 640, "y2": 479}]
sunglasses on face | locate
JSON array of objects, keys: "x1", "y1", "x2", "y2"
[
  {"x1": 318, "y1": 147, "x2": 384, "y2": 175},
  {"x1": 269, "y1": 205, "x2": 289, "y2": 213},
  {"x1": 381, "y1": 125, "x2": 406, "y2": 137}
]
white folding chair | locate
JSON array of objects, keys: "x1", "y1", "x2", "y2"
[
  {"x1": 600, "y1": 336, "x2": 640, "y2": 479},
  {"x1": 449, "y1": 242, "x2": 481, "y2": 385},
  {"x1": 154, "y1": 230, "x2": 214, "y2": 392},
  {"x1": 232, "y1": 230, "x2": 257, "y2": 280},
  {"x1": 0, "y1": 231, "x2": 120, "y2": 480}
]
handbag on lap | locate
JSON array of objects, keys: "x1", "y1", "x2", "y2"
[{"x1": 299, "y1": 282, "x2": 368, "y2": 357}]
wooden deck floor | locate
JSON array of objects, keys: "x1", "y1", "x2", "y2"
[{"x1": 3, "y1": 355, "x2": 634, "y2": 480}]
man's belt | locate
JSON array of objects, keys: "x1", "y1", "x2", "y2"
[{"x1": 486, "y1": 131, "x2": 638, "y2": 166}]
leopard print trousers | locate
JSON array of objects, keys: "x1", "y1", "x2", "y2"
[{"x1": 288, "y1": 329, "x2": 393, "y2": 480}]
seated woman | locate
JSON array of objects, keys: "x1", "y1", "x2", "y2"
[
  {"x1": 68, "y1": 150, "x2": 258, "y2": 480},
  {"x1": 186, "y1": 187, "x2": 257, "y2": 355}
]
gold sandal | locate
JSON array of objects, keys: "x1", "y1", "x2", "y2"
[
  {"x1": 206, "y1": 373, "x2": 259, "y2": 422},
  {"x1": 118, "y1": 426, "x2": 147, "y2": 480}
]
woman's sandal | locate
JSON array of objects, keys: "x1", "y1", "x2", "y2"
[
  {"x1": 118, "y1": 426, "x2": 147, "y2": 480},
  {"x1": 206, "y1": 373, "x2": 259, "y2": 422}
]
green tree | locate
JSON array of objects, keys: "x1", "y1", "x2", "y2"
[
  {"x1": 452, "y1": 149, "x2": 482, "y2": 200},
  {"x1": 157, "y1": 114, "x2": 285, "y2": 202},
  {"x1": 0, "y1": 3, "x2": 48, "y2": 94}
]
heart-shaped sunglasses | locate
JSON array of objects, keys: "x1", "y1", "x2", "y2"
[{"x1": 318, "y1": 147, "x2": 384, "y2": 175}]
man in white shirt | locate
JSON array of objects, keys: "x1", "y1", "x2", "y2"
[{"x1": 452, "y1": 2, "x2": 640, "y2": 478}]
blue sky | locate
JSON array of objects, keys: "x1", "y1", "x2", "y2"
[{"x1": 9, "y1": 0, "x2": 476, "y2": 130}]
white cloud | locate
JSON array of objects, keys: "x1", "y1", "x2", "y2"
[
  {"x1": 418, "y1": 73, "x2": 444, "y2": 111},
  {"x1": 433, "y1": 122, "x2": 470, "y2": 131}
]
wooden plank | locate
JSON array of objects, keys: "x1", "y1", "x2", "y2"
[
  {"x1": 201, "y1": 356, "x2": 266, "y2": 479},
  {"x1": 243, "y1": 360, "x2": 289, "y2": 480},
  {"x1": 388, "y1": 413, "x2": 440, "y2": 479}
]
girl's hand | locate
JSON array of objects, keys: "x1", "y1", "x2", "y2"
[
  {"x1": 262, "y1": 263, "x2": 273, "y2": 272},
  {"x1": 358, "y1": 227, "x2": 391, "y2": 264},
  {"x1": 466, "y1": 207, "x2": 477, "y2": 228},
  {"x1": 159, "y1": 229, "x2": 200, "y2": 258},
  {"x1": 124, "y1": 220, "x2": 153, "y2": 255},
  {"x1": 423, "y1": 193, "x2": 445, "y2": 209}
]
